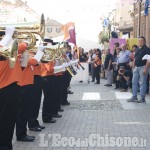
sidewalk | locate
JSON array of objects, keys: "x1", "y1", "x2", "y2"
[{"x1": 13, "y1": 79, "x2": 150, "y2": 150}]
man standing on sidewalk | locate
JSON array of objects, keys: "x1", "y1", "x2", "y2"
[
  {"x1": 104, "y1": 49, "x2": 113, "y2": 87},
  {"x1": 128, "y1": 36, "x2": 150, "y2": 103}
]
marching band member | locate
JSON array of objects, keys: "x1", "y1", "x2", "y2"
[
  {"x1": 61, "y1": 44, "x2": 78, "y2": 105},
  {"x1": 41, "y1": 38, "x2": 67, "y2": 123},
  {"x1": 16, "y1": 45, "x2": 45, "y2": 142},
  {"x1": 0, "y1": 26, "x2": 28, "y2": 150},
  {"x1": 28, "y1": 47, "x2": 45, "y2": 132},
  {"x1": 53, "y1": 57, "x2": 65, "y2": 117}
]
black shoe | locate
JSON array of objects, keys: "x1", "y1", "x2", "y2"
[
  {"x1": 95, "y1": 82, "x2": 100, "y2": 84},
  {"x1": 106, "y1": 84, "x2": 112, "y2": 87},
  {"x1": 91, "y1": 80, "x2": 95, "y2": 82},
  {"x1": 61, "y1": 101, "x2": 70, "y2": 105},
  {"x1": 52, "y1": 114, "x2": 62, "y2": 118},
  {"x1": 79, "y1": 80, "x2": 83, "y2": 83},
  {"x1": 29, "y1": 127, "x2": 42, "y2": 132},
  {"x1": 43, "y1": 119, "x2": 56, "y2": 123},
  {"x1": 58, "y1": 108, "x2": 64, "y2": 112},
  {"x1": 38, "y1": 125, "x2": 45, "y2": 129},
  {"x1": 104, "y1": 84, "x2": 108, "y2": 86},
  {"x1": 17, "y1": 135, "x2": 35, "y2": 142},
  {"x1": 68, "y1": 90, "x2": 74, "y2": 94}
]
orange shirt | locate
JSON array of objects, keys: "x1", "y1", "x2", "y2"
[
  {"x1": 94, "y1": 56, "x2": 102, "y2": 68},
  {"x1": 32, "y1": 65, "x2": 41, "y2": 76},
  {"x1": 40, "y1": 61, "x2": 55, "y2": 77},
  {"x1": 55, "y1": 72, "x2": 64, "y2": 76},
  {"x1": 0, "y1": 43, "x2": 27, "y2": 89},
  {"x1": 18, "y1": 58, "x2": 38, "y2": 86}
]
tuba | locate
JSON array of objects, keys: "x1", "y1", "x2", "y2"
[
  {"x1": 0, "y1": 14, "x2": 45, "y2": 50},
  {"x1": 0, "y1": 39, "x2": 18, "y2": 68}
]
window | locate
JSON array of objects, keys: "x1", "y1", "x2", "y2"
[
  {"x1": 56, "y1": 28, "x2": 61, "y2": 33},
  {"x1": 47, "y1": 27, "x2": 52, "y2": 33}
]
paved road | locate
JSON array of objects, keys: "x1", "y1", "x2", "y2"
[{"x1": 13, "y1": 79, "x2": 150, "y2": 150}]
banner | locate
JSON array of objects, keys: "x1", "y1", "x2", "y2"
[{"x1": 61, "y1": 22, "x2": 76, "y2": 45}]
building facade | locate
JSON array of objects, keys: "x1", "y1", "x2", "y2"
[
  {"x1": 131, "y1": 1, "x2": 150, "y2": 46},
  {"x1": 0, "y1": 0, "x2": 38, "y2": 23},
  {"x1": 45, "y1": 17, "x2": 63, "y2": 38},
  {"x1": 115, "y1": 0, "x2": 134, "y2": 38}
]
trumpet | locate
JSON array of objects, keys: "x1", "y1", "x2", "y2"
[
  {"x1": 57, "y1": 43, "x2": 77, "y2": 76},
  {"x1": 0, "y1": 39, "x2": 18, "y2": 68}
]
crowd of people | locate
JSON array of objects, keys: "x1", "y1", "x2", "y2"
[
  {"x1": 0, "y1": 26, "x2": 78, "y2": 150},
  {"x1": 81, "y1": 36, "x2": 150, "y2": 103}
]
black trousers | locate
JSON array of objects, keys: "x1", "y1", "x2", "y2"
[
  {"x1": 114, "y1": 70, "x2": 120, "y2": 88},
  {"x1": 0, "y1": 83, "x2": 19, "y2": 150},
  {"x1": 28, "y1": 76, "x2": 42, "y2": 128},
  {"x1": 62, "y1": 71, "x2": 72, "y2": 104},
  {"x1": 94, "y1": 66, "x2": 101, "y2": 83},
  {"x1": 42, "y1": 75, "x2": 56, "y2": 121},
  {"x1": 16, "y1": 84, "x2": 34, "y2": 138},
  {"x1": 119, "y1": 76, "x2": 128, "y2": 89},
  {"x1": 53, "y1": 76, "x2": 63, "y2": 113},
  {"x1": 146, "y1": 74, "x2": 149, "y2": 94}
]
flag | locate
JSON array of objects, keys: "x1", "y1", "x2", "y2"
[
  {"x1": 61, "y1": 22, "x2": 76, "y2": 45},
  {"x1": 103, "y1": 18, "x2": 109, "y2": 27},
  {"x1": 145, "y1": 0, "x2": 150, "y2": 16}
]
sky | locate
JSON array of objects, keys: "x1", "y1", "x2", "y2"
[{"x1": 26, "y1": 0, "x2": 116, "y2": 42}]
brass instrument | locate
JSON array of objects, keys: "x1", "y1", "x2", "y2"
[
  {"x1": 41, "y1": 45, "x2": 57, "y2": 62},
  {"x1": 0, "y1": 14, "x2": 45, "y2": 50},
  {"x1": 0, "y1": 39, "x2": 18, "y2": 68},
  {"x1": 57, "y1": 43, "x2": 77, "y2": 76}
]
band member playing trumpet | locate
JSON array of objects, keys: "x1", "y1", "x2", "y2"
[
  {"x1": 61, "y1": 44, "x2": 78, "y2": 105},
  {"x1": 0, "y1": 26, "x2": 28, "y2": 150},
  {"x1": 41, "y1": 38, "x2": 67, "y2": 123},
  {"x1": 28, "y1": 47, "x2": 45, "y2": 132},
  {"x1": 16, "y1": 44, "x2": 45, "y2": 142}
]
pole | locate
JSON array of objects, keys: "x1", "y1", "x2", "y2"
[{"x1": 138, "y1": 0, "x2": 142, "y2": 37}]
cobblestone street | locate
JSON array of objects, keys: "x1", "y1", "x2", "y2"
[{"x1": 13, "y1": 79, "x2": 150, "y2": 150}]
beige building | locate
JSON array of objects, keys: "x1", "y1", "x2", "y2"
[
  {"x1": 114, "y1": 0, "x2": 134, "y2": 38},
  {"x1": 0, "y1": 0, "x2": 64, "y2": 39},
  {"x1": 45, "y1": 17, "x2": 63, "y2": 38},
  {"x1": 0, "y1": 0, "x2": 38, "y2": 24}
]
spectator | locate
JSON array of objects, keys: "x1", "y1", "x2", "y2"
[
  {"x1": 118, "y1": 44, "x2": 131, "y2": 70},
  {"x1": 91, "y1": 49, "x2": 97, "y2": 82},
  {"x1": 88, "y1": 50, "x2": 93, "y2": 75},
  {"x1": 128, "y1": 36, "x2": 150, "y2": 103},
  {"x1": 104, "y1": 49, "x2": 113, "y2": 86},
  {"x1": 112, "y1": 47, "x2": 121, "y2": 89},
  {"x1": 101, "y1": 49, "x2": 106, "y2": 78},
  {"x1": 117, "y1": 66, "x2": 132, "y2": 92},
  {"x1": 113, "y1": 42, "x2": 120, "y2": 59},
  {"x1": 93, "y1": 51, "x2": 101, "y2": 84},
  {"x1": 79, "y1": 47, "x2": 88, "y2": 62},
  {"x1": 129, "y1": 45, "x2": 138, "y2": 69}
]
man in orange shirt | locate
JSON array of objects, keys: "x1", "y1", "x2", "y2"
[
  {"x1": 16, "y1": 45, "x2": 45, "y2": 142},
  {"x1": 0, "y1": 26, "x2": 28, "y2": 150},
  {"x1": 28, "y1": 47, "x2": 46, "y2": 132}
]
